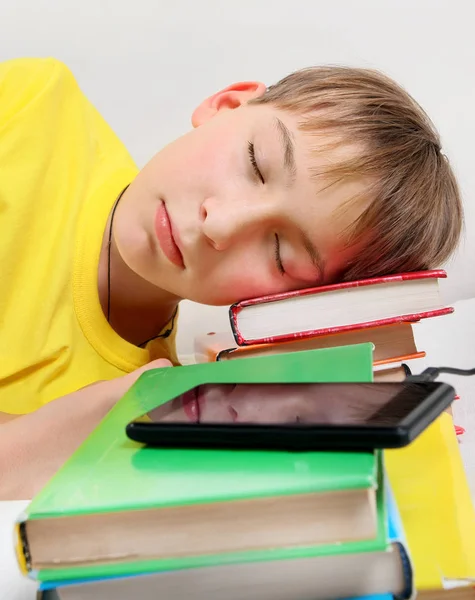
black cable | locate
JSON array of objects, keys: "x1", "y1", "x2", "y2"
[
  {"x1": 406, "y1": 366, "x2": 475, "y2": 382},
  {"x1": 437, "y1": 366, "x2": 475, "y2": 376}
]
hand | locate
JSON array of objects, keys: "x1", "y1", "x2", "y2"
[
  {"x1": 0, "y1": 359, "x2": 174, "y2": 499},
  {"x1": 78, "y1": 358, "x2": 174, "y2": 407}
]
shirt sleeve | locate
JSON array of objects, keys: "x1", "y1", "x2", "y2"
[{"x1": 0, "y1": 57, "x2": 79, "y2": 131}]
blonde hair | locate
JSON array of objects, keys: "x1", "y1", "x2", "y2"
[{"x1": 252, "y1": 67, "x2": 463, "y2": 280}]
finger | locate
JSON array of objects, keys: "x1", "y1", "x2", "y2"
[{"x1": 141, "y1": 358, "x2": 174, "y2": 371}]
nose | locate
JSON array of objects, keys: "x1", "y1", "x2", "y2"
[
  {"x1": 230, "y1": 384, "x2": 299, "y2": 424},
  {"x1": 200, "y1": 195, "x2": 277, "y2": 251}
]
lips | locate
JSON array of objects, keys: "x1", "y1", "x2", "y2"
[
  {"x1": 154, "y1": 201, "x2": 185, "y2": 268},
  {"x1": 182, "y1": 388, "x2": 202, "y2": 423}
]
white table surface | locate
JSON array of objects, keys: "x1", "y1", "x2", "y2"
[{"x1": 0, "y1": 501, "x2": 38, "y2": 600}]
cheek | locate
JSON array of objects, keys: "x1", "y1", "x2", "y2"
[
  {"x1": 169, "y1": 126, "x2": 239, "y2": 187},
  {"x1": 201, "y1": 260, "x2": 279, "y2": 305},
  {"x1": 140, "y1": 137, "x2": 214, "y2": 201}
]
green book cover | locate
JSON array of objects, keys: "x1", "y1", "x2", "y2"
[{"x1": 17, "y1": 344, "x2": 380, "y2": 582}]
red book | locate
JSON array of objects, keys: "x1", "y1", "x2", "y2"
[{"x1": 229, "y1": 270, "x2": 453, "y2": 346}]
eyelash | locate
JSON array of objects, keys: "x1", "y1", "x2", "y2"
[
  {"x1": 246, "y1": 142, "x2": 283, "y2": 275},
  {"x1": 274, "y1": 233, "x2": 285, "y2": 275},
  {"x1": 248, "y1": 141, "x2": 265, "y2": 184}
]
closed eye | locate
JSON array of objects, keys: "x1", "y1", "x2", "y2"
[
  {"x1": 248, "y1": 141, "x2": 264, "y2": 184},
  {"x1": 274, "y1": 234, "x2": 285, "y2": 275}
]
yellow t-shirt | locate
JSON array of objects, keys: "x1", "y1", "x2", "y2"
[{"x1": 0, "y1": 58, "x2": 178, "y2": 414}]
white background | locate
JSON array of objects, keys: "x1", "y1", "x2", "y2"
[
  {"x1": 1, "y1": 0, "x2": 474, "y2": 355},
  {"x1": 1, "y1": 6, "x2": 474, "y2": 597}
]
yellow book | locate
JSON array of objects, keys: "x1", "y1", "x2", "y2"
[{"x1": 386, "y1": 413, "x2": 475, "y2": 590}]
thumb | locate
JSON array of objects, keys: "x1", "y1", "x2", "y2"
[
  {"x1": 75, "y1": 359, "x2": 173, "y2": 394},
  {"x1": 122, "y1": 358, "x2": 173, "y2": 387}
]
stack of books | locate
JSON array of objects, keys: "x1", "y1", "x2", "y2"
[
  {"x1": 15, "y1": 346, "x2": 475, "y2": 599},
  {"x1": 194, "y1": 270, "x2": 453, "y2": 382},
  {"x1": 14, "y1": 275, "x2": 475, "y2": 599},
  {"x1": 16, "y1": 346, "x2": 417, "y2": 600}
]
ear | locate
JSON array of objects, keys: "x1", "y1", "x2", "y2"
[{"x1": 191, "y1": 81, "x2": 266, "y2": 127}]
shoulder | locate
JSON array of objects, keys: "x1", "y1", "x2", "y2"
[
  {"x1": 0, "y1": 57, "x2": 75, "y2": 87},
  {"x1": 0, "y1": 58, "x2": 79, "y2": 124}
]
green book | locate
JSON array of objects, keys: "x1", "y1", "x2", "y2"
[{"x1": 16, "y1": 344, "x2": 379, "y2": 583}]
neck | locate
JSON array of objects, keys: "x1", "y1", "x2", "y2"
[{"x1": 98, "y1": 207, "x2": 180, "y2": 347}]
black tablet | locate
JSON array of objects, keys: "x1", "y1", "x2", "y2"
[{"x1": 126, "y1": 380, "x2": 455, "y2": 451}]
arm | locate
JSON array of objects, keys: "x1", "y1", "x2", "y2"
[{"x1": 0, "y1": 359, "x2": 172, "y2": 500}]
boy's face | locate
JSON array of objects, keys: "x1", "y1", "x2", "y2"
[
  {"x1": 114, "y1": 83, "x2": 368, "y2": 305},
  {"x1": 148, "y1": 382, "x2": 400, "y2": 425}
]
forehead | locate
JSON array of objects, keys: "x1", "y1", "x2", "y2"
[{"x1": 248, "y1": 103, "x2": 370, "y2": 199}]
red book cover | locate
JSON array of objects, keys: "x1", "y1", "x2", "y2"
[{"x1": 229, "y1": 270, "x2": 453, "y2": 346}]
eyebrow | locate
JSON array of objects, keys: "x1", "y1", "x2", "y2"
[
  {"x1": 275, "y1": 117, "x2": 297, "y2": 182},
  {"x1": 301, "y1": 231, "x2": 326, "y2": 281}
]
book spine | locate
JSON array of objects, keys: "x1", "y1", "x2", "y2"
[
  {"x1": 229, "y1": 302, "x2": 243, "y2": 345},
  {"x1": 394, "y1": 542, "x2": 414, "y2": 600},
  {"x1": 15, "y1": 521, "x2": 31, "y2": 575},
  {"x1": 385, "y1": 479, "x2": 414, "y2": 599}
]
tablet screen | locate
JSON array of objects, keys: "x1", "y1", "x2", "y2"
[{"x1": 139, "y1": 381, "x2": 440, "y2": 427}]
